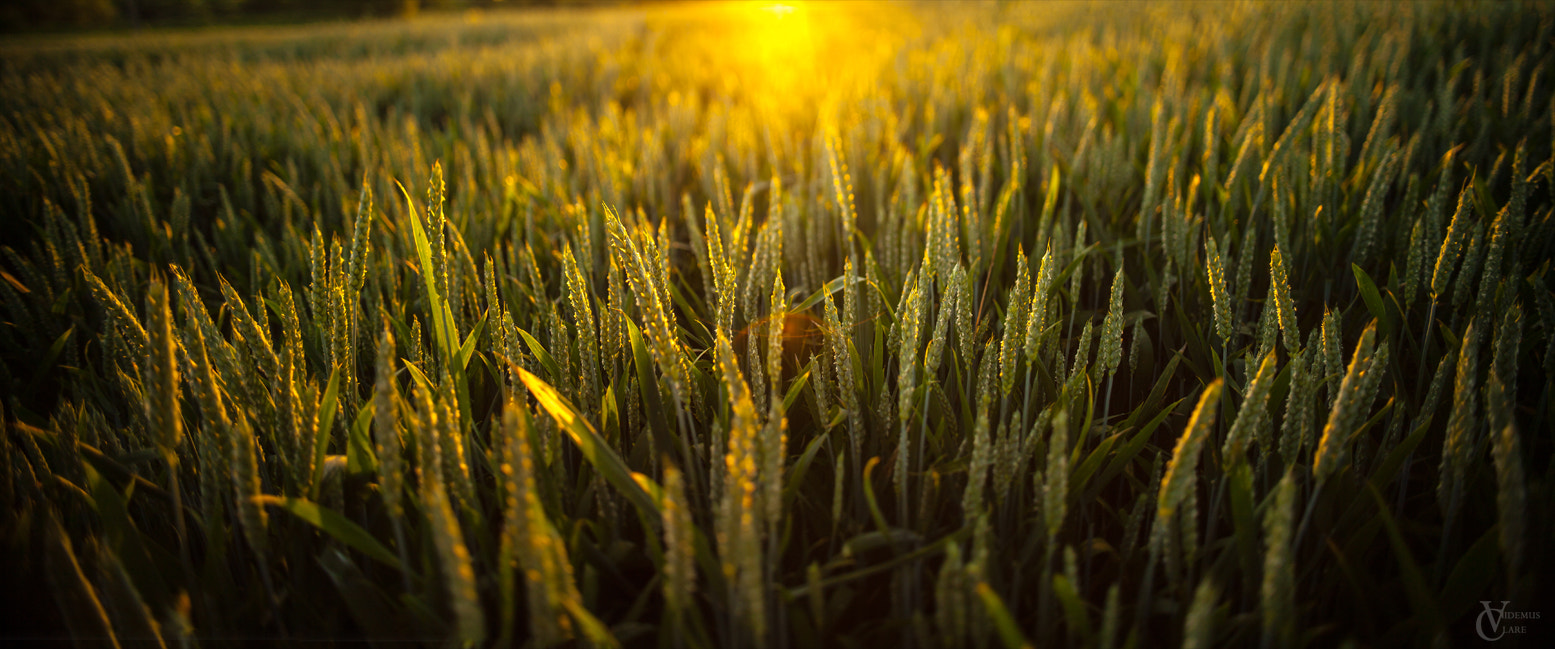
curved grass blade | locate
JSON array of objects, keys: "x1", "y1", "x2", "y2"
[
  {"x1": 976, "y1": 582, "x2": 1034, "y2": 649},
  {"x1": 517, "y1": 366, "x2": 661, "y2": 520},
  {"x1": 259, "y1": 495, "x2": 401, "y2": 571},
  {"x1": 309, "y1": 367, "x2": 341, "y2": 501}
]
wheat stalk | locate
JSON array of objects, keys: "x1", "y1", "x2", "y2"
[
  {"x1": 1183, "y1": 578, "x2": 1219, "y2": 649},
  {"x1": 1437, "y1": 318, "x2": 1481, "y2": 522},
  {"x1": 1100, "y1": 263, "x2": 1126, "y2": 378},
  {"x1": 1314, "y1": 321, "x2": 1380, "y2": 484},
  {"x1": 1279, "y1": 348, "x2": 1313, "y2": 467},
  {"x1": 1491, "y1": 419, "x2": 1526, "y2": 594},
  {"x1": 1042, "y1": 408, "x2": 1070, "y2": 540},
  {"x1": 1225, "y1": 349, "x2": 1278, "y2": 466},
  {"x1": 713, "y1": 329, "x2": 767, "y2": 646},
  {"x1": 963, "y1": 395, "x2": 993, "y2": 524},
  {"x1": 662, "y1": 462, "x2": 697, "y2": 635},
  {"x1": 936, "y1": 541, "x2": 970, "y2": 648},
  {"x1": 1159, "y1": 379, "x2": 1224, "y2": 523},
  {"x1": 1261, "y1": 470, "x2": 1297, "y2": 649},
  {"x1": 1001, "y1": 249, "x2": 1031, "y2": 397}
]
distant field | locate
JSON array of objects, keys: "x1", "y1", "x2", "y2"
[{"x1": 1, "y1": 2, "x2": 1551, "y2": 647}]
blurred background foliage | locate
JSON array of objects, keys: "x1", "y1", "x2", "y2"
[{"x1": 0, "y1": 0, "x2": 594, "y2": 32}]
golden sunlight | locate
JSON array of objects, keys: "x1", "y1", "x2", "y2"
[
  {"x1": 744, "y1": 1, "x2": 817, "y2": 90},
  {"x1": 659, "y1": 0, "x2": 829, "y2": 119},
  {"x1": 758, "y1": 3, "x2": 797, "y2": 19}
]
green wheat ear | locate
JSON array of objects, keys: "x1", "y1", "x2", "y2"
[
  {"x1": 144, "y1": 278, "x2": 180, "y2": 458},
  {"x1": 1314, "y1": 321, "x2": 1376, "y2": 484},
  {"x1": 1000, "y1": 248, "x2": 1031, "y2": 396},
  {"x1": 1432, "y1": 184, "x2": 1475, "y2": 299},
  {"x1": 1491, "y1": 420, "x2": 1526, "y2": 594},
  {"x1": 1183, "y1": 578, "x2": 1219, "y2": 649},
  {"x1": 660, "y1": 462, "x2": 697, "y2": 626},
  {"x1": 1224, "y1": 349, "x2": 1277, "y2": 466},
  {"x1": 1100, "y1": 263, "x2": 1126, "y2": 377},
  {"x1": 1159, "y1": 379, "x2": 1224, "y2": 523},
  {"x1": 1438, "y1": 318, "x2": 1482, "y2": 522},
  {"x1": 1206, "y1": 236, "x2": 1232, "y2": 342},
  {"x1": 1042, "y1": 408, "x2": 1071, "y2": 540},
  {"x1": 963, "y1": 395, "x2": 993, "y2": 525},
  {"x1": 1270, "y1": 247, "x2": 1299, "y2": 352}
]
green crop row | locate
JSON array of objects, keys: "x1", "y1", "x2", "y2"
[{"x1": 1, "y1": 2, "x2": 1551, "y2": 647}]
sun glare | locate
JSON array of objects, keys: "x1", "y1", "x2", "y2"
[
  {"x1": 760, "y1": 3, "x2": 797, "y2": 19},
  {"x1": 735, "y1": 1, "x2": 819, "y2": 106}
]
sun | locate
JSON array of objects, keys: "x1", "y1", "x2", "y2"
[
  {"x1": 758, "y1": 3, "x2": 797, "y2": 19},
  {"x1": 738, "y1": 1, "x2": 818, "y2": 100}
]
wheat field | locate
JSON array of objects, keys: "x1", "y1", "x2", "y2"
[{"x1": 1, "y1": 1, "x2": 1551, "y2": 647}]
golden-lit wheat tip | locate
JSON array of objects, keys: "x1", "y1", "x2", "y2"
[
  {"x1": 1450, "y1": 219, "x2": 1486, "y2": 309},
  {"x1": 1432, "y1": 183, "x2": 1475, "y2": 298},
  {"x1": 1159, "y1": 379, "x2": 1224, "y2": 523},
  {"x1": 1270, "y1": 246, "x2": 1299, "y2": 352},
  {"x1": 1207, "y1": 236, "x2": 1232, "y2": 342},
  {"x1": 84, "y1": 269, "x2": 149, "y2": 360}
]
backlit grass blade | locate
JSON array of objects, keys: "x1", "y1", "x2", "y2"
[
  {"x1": 308, "y1": 367, "x2": 341, "y2": 501},
  {"x1": 517, "y1": 366, "x2": 660, "y2": 520},
  {"x1": 398, "y1": 181, "x2": 457, "y2": 363},
  {"x1": 976, "y1": 582, "x2": 1033, "y2": 649}
]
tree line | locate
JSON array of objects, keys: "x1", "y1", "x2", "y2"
[{"x1": 1, "y1": 0, "x2": 586, "y2": 32}]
